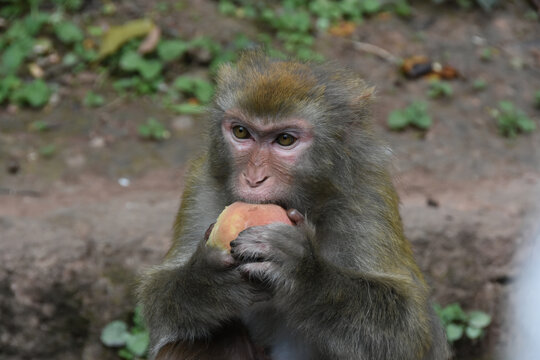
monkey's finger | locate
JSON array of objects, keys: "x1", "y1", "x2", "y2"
[
  {"x1": 204, "y1": 222, "x2": 215, "y2": 240},
  {"x1": 238, "y1": 261, "x2": 277, "y2": 282},
  {"x1": 205, "y1": 247, "x2": 236, "y2": 269},
  {"x1": 286, "y1": 208, "x2": 304, "y2": 225}
]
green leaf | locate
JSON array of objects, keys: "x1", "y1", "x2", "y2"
[
  {"x1": 137, "y1": 60, "x2": 162, "y2": 80},
  {"x1": 119, "y1": 51, "x2": 143, "y2": 71},
  {"x1": 118, "y1": 348, "x2": 134, "y2": 360},
  {"x1": 468, "y1": 311, "x2": 491, "y2": 328},
  {"x1": 23, "y1": 13, "x2": 49, "y2": 36},
  {"x1": 157, "y1": 40, "x2": 189, "y2": 62},
  {"x1": 133, "y1": 305, "x2": 145, "y2": 328},
  {"x1": 172, "y1": 77, "x2": 214, "y2": 103},
  {"x1": 1, "y1": 43, "x2": 29, "y2": 76},
  {"x1": 63, "y1": 53, "x2": 79, "y2": 67},
  {"x1": 173, "y1": 76, "x2": 196, "y2": 92},
  {"x1": 393, "y1": 0, "x2": 412, "y2": 17},
  {"x1": 446, "y1": 323, "x2": 464, "y2": 342},
  {"x1": 472, "y1": 79, "x2": 487, "y2": 91},
  {"x1": 29, "y1": 120, "x2": 51, "y2": 132},
  {"x1": 362, "y1": 0, "x2": 382, "y2": 14},
  {"x1": 218, "y1": 1, "x2": 237, "y2": 15},
  {"x1": 388, "y1": 110, "x2": 409, "y2": 130},
  {"x1": 412, "y1": 114, "x2": 432, "y2": 130},
  {"x1": 83, "y1": 91, "x2": 105, "y2": 107},
  {"x1": 11, "y1": 80, "x2": 51, "y2": 107},
  {"x1": 55, "y1": 21, "x2": 84, "y2": 44},
  {"x1": 87, "y1": 25, "x2": 104, "y2": 37},
  {"x1": 465, "y1": 325, "x2": 483, "y2": 339},
  {"x1": 101, "y1": 320, "x2": 129, "y2": 347},
  {"x1": 125, "y1": 331, "x2": 150, "y2": 356},
  {"x1": 476, "y1": 0, "x2": 498, "y2": 11},
  {"x1": 138, "y1": 118, "x2": 170, "y2": 140},
  {"x1": 439, "y1": 303, "x2": 468, "y2": 323},
  {"x1": 39, "y1": 144, "x2": 56, "y2": 158},
  {"x1": 517, "y1": 115, "x2": 536, "y2": 132},
  {"x1": 0, "y1": 75, "x2": 21, "y2": 103},
  {"x1": 171, "y1": 103, "x2": 205, "y2": 115},
  {"x1": 193, "y1": 81, "x2": 214, "y2": 104},
  {"x1": 498, "y1": 100, "x2": 514, "y2": 113}
]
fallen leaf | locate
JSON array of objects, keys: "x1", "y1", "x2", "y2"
[
  {"x1": 328, "y1": 22, "x2": 356, "y2": 37},
  {"x1": 138, "y1": 26, "x2": 161, "y2": 54},
  {"x1": 401, "y1": 55, "x2": 432, "y2": 78},
  {"x1": 28, "y1": 63, "x2": 44, "y2": 78},
  {"x1": 97, "y1": 19, "x2": 155, "y2": 60}
]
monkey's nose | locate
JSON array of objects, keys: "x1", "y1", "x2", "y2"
[{"x1": 243, "y1": 173, "x2": 269, "y2": 187}]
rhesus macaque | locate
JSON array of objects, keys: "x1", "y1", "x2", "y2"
[{"x1": 138, "y1": 52, "x2": 450, "y2": 360}]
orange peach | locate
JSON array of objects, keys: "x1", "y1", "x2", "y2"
[{"x1": 206, "y1": 202, "x2": 293, "y2": 251}]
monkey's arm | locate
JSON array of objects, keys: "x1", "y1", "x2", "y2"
[
  {"x1": 232, "y1": 223, "x2": 436, "y2": 360},
  {"x1": 138, "y1": 239, "x2": 260, "y2": 356},
  {"x1": 137, "y1": 172, "x2": 261, "y2": 356}
]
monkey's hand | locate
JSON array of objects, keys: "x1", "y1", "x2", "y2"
[
  {"x1": 230, "y1": 213, "x2": 315, "y2": 293},
  {"x1": 138, "y1": 230, "x2": 267, "y2": 356}
]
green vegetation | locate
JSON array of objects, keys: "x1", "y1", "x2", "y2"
[
  {"x1": 388, "y1": 101, "x2": 432, "y2": 130},
  {"x1": 472, "y1": 78, "x2": 487, "y2": 91},
  {"x1": 431, "y1": 0, "x2": 499, "y2": 10},
  {"x1": 534, "y1": 90, "x2": 540, "y2": 109},
  {"x1": 0, "y1": 7, "x2": 96, "y2": 108},
  {"x1": 494, "y1": 101, "x2": 535, "y2": 137},
  {"x1": 138, "y1": 118, "x2": 171, "y2": 141},
  {"x1": 38, "y1": 144, "x2": 57, "y2": 158},
  {"x1": 479, "y1": 47, "x2": 495, "y2": 62},
  {"x1": 427, "y1": 80, "x2": 453, "y2": 99},
  {"x1": 434, "y1": 303, "x2": 491, "y2": 343},
  {"x1": 101, "y1": 306, "x2": 150, "y2": 360},
  {"x1": 218, "y1": 0, "x2": 412, "y2": 61},
  {"x1": 83, "y1": 91, "x2": 105, "y2": 107}
]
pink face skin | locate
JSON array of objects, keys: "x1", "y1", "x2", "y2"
[{"x1": 222, "y1": 110, "x2": 313, "y2": 203}]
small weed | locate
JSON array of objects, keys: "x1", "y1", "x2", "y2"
[
  {"x1": 427, "y1": 80, "x2": 453, "y2": 99},
  {"x1": 157, "y1": 39, "x2": 189, "y2": 62},
  {"x1": 101, "y1": 305, "x2": 150, "y2": 359},
  {"x1": 138, "y1": 118, "x2": 170, "y2": 141},
  {"x1": 432, "y1": 0, "x2": 499, "y2": 10},
  {"x1": 493, "y1": 101, "x2": 535, "y2": 137},
  {"x1": 83, "y1": 91, "x2": 105, "y2": 107},
  {"x1": 11, "y1": 79, "x2": 51, "y2": 107},
  {"x1": 170, "y1": 103, "x2": 206, "y2": 115},
  {"x1": 472, "y1": 78, "x2": 487, "y2": 91},
  {"x1": 534, "y1": 90, "x2": 540, "y2": 109},
  {"x1": 434, "y1": 303, "x2": 491, "y2": 343},
  {"x1": 39, "y1": 144, "x2": 57, "y2": 158},
  {"x1": 28, "y1": 120, "x2": 52, "y2": 132},
  {"x1": 388, "y1": 101, "x2": 432, "y2": 131},
  {"x1": 479, "y1": 47, "x2": 494, "y2": 61},
  {"x1": 172, "y1": 76, "x2": 214, "y2": 104}
]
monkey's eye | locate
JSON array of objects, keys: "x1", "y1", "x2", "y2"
[
  {"x1": 276, "y1": 133, "x2": 296, "y2": 147},
  {"x1": 232, "y1": 126, "x2": 250, "y2": 139}
]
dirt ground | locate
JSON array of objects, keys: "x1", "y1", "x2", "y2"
[{"x1": 0, "y1": 1, "x2": 539, "y2": 359}]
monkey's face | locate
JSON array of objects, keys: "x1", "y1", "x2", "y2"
[{"x1": 221, "y1": 111, "x2": 313, "y2": 204}]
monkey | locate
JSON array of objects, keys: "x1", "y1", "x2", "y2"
[{"x1": 137, "y1": 52, "x2": 450, "y2": 360}]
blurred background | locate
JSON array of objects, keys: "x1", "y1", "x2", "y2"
[{"x1": 0, "y1": 0, "x2": 539, "y2": 359}]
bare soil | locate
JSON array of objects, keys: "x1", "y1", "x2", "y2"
[{"x1": 0, "y1": 1, "x2": 539, "y2": 359}]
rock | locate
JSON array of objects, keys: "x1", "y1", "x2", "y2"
[{"x1": 0, "y1": 191, "x2": 177, "y2": 360}]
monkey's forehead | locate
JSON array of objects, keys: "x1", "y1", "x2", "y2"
[
  {"x1": 215, "y1": 53, "x2": 373, "y2": 122},
  {"x1": 217, "y1": 61, "x2": 323, "y2": 118}
]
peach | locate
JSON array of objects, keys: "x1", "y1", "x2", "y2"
[{"x1": 206, "y1": 202, "x2": 293, "y2": 251}]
